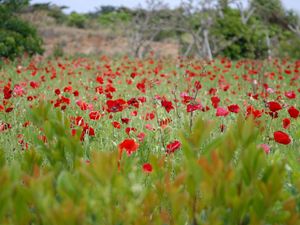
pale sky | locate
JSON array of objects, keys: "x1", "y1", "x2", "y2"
[{"x1": 30, "y1": 0, "x2": 300, "y2": 13}]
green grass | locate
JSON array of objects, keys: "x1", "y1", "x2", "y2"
[{"x1": 0, "y1": 56, "x2": 299, "y2": 224}]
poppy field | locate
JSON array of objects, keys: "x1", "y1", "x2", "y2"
[{"x1": 0, "y1": 56, "x2": 300, "y2": 224}]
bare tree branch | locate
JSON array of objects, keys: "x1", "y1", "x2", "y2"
[
  {"x1": 288, "y1": 24, "x2": 300, "y2": 37},
  {"x1": 236, "y1": 1, "x2": 255, "y2": 24}
]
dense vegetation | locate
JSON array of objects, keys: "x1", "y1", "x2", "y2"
[
  {"x1": 0, "y1": 0, "x2": 300, "y2": 224},
  {"x1": 1, "y1": 0, "x2": 300, "y2": 60},
  {"x1": 0, "y1": 0, "x2": 43, "y2": 60},
  {"x1": 0, "y1": 56, "x2": 299, "y2": 224},
  {"x1": 23, "y1": 0, "x2": 300, "y2": 59}
]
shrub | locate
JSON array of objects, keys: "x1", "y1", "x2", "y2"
[
  {"x1": 67, "y1": 12, "x2": 87, "y2": 29},
  {"x1": 0, "y1": 0, "x2": 44, "y2": 59}
]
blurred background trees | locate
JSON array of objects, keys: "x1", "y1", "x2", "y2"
[{"x1": 1, "y1": 0, "x2": 300, "y2": 60}]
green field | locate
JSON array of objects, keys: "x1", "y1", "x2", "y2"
[{"x1": 0, "y1": 56, "x2": 300, "y2": 224}]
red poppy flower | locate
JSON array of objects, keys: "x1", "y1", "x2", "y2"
[
  {"x1": 187, "y1": 103, "x2": 202, "y2": 112},
  {"x1": 86, "y1": 126, "x2": 95, "y2": 136},
  {"x1": 285, "y1": 91, "x2": 296, "y2": 99},
  {"x1": 76, "y1": 100, "x2": 88, "y2": 111},
  {"x1": 260, "y1": 144, "x2": 270, "y2": 154},
  {"x1": 211, "y1": 96, "x2": 220, "y2": 108},
  {"x1": 127, "y1": 98, "x2": 139, "y2": 108},
  {"x1": 131, "y1": 110, "x2": 138, "y2": 116},
  {"x1": 282, "y1": 118, "x2": 290, "y2": 129},
  {"x1": 227, "y1": 104, "x2": 240, "y2": 113},
  {"x1": 137, "y1": 132, "x2": 146, "y2": 142},
  {"x1": 142, "y1": 163, "x2": 153, "y2": 173},
  {"x1": 166, "y1": 140, "x2": 181, "y2": 154},
  {"x1": 112, "y1": 121, "x2": 121, "y2": 129},
  {"x1": 145, "y1": 112, "x2": 155, "y2": 120},
  {"x1": 268, "y1": 101, "x2": 282, "y2": 112},
  {"x1": 73, "y1": 90, "x2": 79, "y2": 96},
  {"x1": 138, "y1": 96, "x2": 146, "y2": 103},
  {"x1": 121, "y1": 118, "x2": 130, "y2": 124},
  {"x1": 194, "y1": 81, "x2": 202, "y2": 90},
  {"x1": 30, "y1": 81, "x2": 39, "y2": 89},
  {"x1": 61, "y1": 96, "x2": 71, "y2": 105},
  {"x1": 71, "y1": 129, "x2": 77, "y2": 136},
  {"x1": 181, "y1": 95, "x2": 194, "y2": 104},
  {"x1": 125, "y1": 127, "x2": 137, "y2": 136},
  {"x1": 3, "y1": 85, "x2": 12, "y2": 99},
  {"x1": 106, "y1": 99, "x2": 127, "y2": 113},
  {"x1": 288, "y1": 106, "x2": 299, "y2": 119},
  {"x1": 54, "y1": 88, "x2": 61, "y2": 95},
  {"x1": 161, "y1": 99, "x2": 174, "y2": 113},
  {"x1": 13, "y1": 85, "x2": 25, "y2": 96},
  {"x1": 63, "y1": 86, "x2": 72, "y2": 92},
  {"x1": 208, "y1": 88, "x2": 217, "y2": 95},
  {"x1": 23, "y1": 121, "x2": 30, "y2": 127},
  {"x1": 96, "y1": 76, "x2": 104, "y2": 84},
  {"x1": 118, "y1": 139, "x2": 139, "y2": 156},
  {"x1": 80, "y1": 124, "x2": 95, "y2": 141},
  {"x1": 74, "y1": 116, "x2": 85, "y2": 126},
  {"x1": 216, "y1": 107, "x2": 229, "y2": 117},
  {"x1": 89, "y1": 111, "x2": 101, "y2": 120},
  {"x1": 246, "y1": 105, "x2": 263, "y2": 119},
  {"x1": 137, "y1": 82, "x2": 146, "y2": 93},
  {"x1": 273, "y1": 131, "x2": 291, "y2": 145},
  {"x1": 5, "y1": 107, "x2": 13, "y2": 113}
]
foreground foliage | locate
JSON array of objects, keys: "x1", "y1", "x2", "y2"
[{"x1": 0, "y1": 104, "x2": 300, "y2": 224}]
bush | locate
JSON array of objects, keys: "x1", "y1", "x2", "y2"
[
  {"x1": 212, "y1": 8, "x2": 268, "y2": 59},
  {"x1": 0, "y1": 0, "x2": 44, "y2": 59},
  {"x1": 67, "y1": 12, "x2": 87, "y2": 29},
  {"x1": 98, "y1": 11, "x2": 132, "y2": 27}
]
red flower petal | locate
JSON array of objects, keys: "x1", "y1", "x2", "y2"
[
  {"x1": 118, "y1": 139, "x2": 139, "y2": 156},
  {"x1": 142, "y1": 163, "x2": 153, "y2": 173},
  {"x1": 166, "y1": 140, "x2": 181, "y2": 154},
  {"x1": 274, "y1": 131, "x2": 291, "y2": 145},
  {"x1": 288, "y1": 106, "x2": 299, "y2": 119},
  {"x1": 216, "y1": 107, "x2": 229, "y2": 117},
  {"x1": 268, "y1": 101, "x2": 282, "y2": 112},
  {"x1": 282, "y1": 118, "x2": 291, "y2": 129},
  {"x1": 89, "y1": 111, "x2": 101, "y2": 120},
  {"x1": 227, "y1": 104, "x2": 240, "y2": 113}
]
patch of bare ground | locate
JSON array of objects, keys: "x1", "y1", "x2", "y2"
[
  {"x1": 40, "y1": 26, "x2": 178, "y2": 57},
  {"x1": 21, "y1": 11, "x2": 179, "y2": 57}
]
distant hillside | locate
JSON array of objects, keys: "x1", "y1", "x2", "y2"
[
  {"x1": 20, "y1": 9, "x2": 179, "y2": 58},
  {"x1": 17, "y1": 1, "x2": 300, "y2": 59}
]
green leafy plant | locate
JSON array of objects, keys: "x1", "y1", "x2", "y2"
[
  {"x1": 0, "y1": 103, "x2": 299, "y2": 224},
  {"x1": 0, "y1": 0, "x2": 43, "y2": 59},
  {"x1": 67, "y1": 12, "x2": 87, "y2": 29}
]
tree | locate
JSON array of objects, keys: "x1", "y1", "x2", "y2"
[
  {"x1": 128, "y1": 0, "x2": 172, "y2": 58},
  {"x1": 287, "y1": 10, "x2": 300, "y2": 38},
  {"x1": 0, "y1": 0, "x2": 43, "y2": 59},
  {"x1": 212, "y1": 7, "x2": 267, "y2": 59},
  {"x1": 250, "y1": 0, "x2": 285, "y2": 23}
]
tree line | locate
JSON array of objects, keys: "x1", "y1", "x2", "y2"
[{"x1": 1, "y1": 0, "x2": 300, "y2": 60}]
